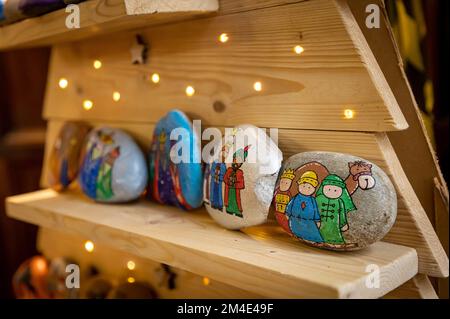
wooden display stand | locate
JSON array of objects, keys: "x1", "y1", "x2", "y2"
[{"x1": 2, "y1": 0, "x2": 448, "y2": 298}]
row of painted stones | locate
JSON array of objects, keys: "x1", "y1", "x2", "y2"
[{"x1": 48, "y1": 110, "x2": 396, "y2": 251}]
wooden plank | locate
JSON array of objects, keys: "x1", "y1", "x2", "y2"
[
  {"x1": 0, "y1": 0, "x2": 219, "y2": 50},
  {"x1": 6, "y1": 189, "x2": 418, "y2": 299},
  {"x1": 40, "y1": 119, "x2": 448, "y2": 277},
  {"x1": 384, "y1": 274, "x2": 438, "y2": 299},
  {"x1": 38, "y1": 227, "x2": 261, "y2": 298},
  {"x1": 347, "y1": 0, "x2": 449, "y2": 230},
  {"x1": 434, "y1": 179, "x2": 449, "y2": 299},
  {"x1": 43, "y1": 0, "x2": 407, "y2": 132}
]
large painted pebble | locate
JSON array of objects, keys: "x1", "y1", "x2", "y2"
[
  {"x1": 148, "y1": 110, "x2": 203, "y2": 210},
  {"x1": 79, "y1": 127, "x2": 147, "y2": 203},
  {"x1": 204, "y1": 125, "x2": 282, "y2": 230},
  {"x1": 273, "y1": 151, "x2": 397, "y2": 251},
  {"x1": 47, "y1": 121, "x2": 91, "y2": 191}
]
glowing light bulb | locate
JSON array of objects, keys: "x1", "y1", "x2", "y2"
[
  {"x1": 83, "y1": 100, "x2": 93, "y2": 110},
  {"x1": 253, "y1": 81, "x2": 262, "y2": 92},
  {"x1": 294, "y1": 45, "x2": 305, "y2": 55},
  {"x1": 186, "y1": 86, "x2": 195, "y2": 97},
  {"x1": 151, "y1": 73, "x2": 160, "y2": 84},
  {"x1": 113, "y1": 91, "x2": 121, "y2": 102},
  {"x1": 58, "y1": 78, "x2": 68, "y2": 89},
  {"x1": 31, "y1": 257, "x2": 48, "y2": 274},
  {"x1": 84, "y1": 240, "x2": 94, "y2": 252},
  {"x1": 202, "y1": 277, "x2": 210, "y2": 286},
  {"x1": 127, "y1": 261, "x2": 136, "y2": 270},
  {"x1": 93, "y1": 60, "x2": 102, "y2": 69},
  {"x1": 219, "y1": 33, "x2": 229, "y2": 43},
  {"x1": 344, "y1": 109, "x2": 355, "y2": 119},
  {"x1": 127, "y1": 277, "x2": 136, "y2": 283}
]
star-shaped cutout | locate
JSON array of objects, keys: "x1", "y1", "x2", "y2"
[{"x1": 130, "y1": 35, "x2": 148, "y2": 65}]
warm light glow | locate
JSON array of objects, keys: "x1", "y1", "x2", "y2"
[
  {"x1": 151, "y1": 73, "x2": 160, "y2": 84},
  {"x1": 127, "y1": 277, "x2": 136, "y2": 283},
  {"x1": 185, "y1": 86, "x2": 195, "y2": 97},
  {"x1": 113, "y1": 91, "x2": 121, "y2": 102},
  {"x1": 84, "y1": 240, "x2": 95, "y2": 252},
  {"x1": 31, "y1": 257, "x2": 48, "y2": 275},
  {"x1": 93, "y1": 60, "x2": 102, "y2": 69},
  {"x1": 344, "y1": 109, "x2": 355, "y2": 119},
  {"x1": 219, "y1": 33, "x2": 229, "y2": 43},
  {"x1": 202, "y1": 277, "x2": 210, "y2": 286},
  {"x1": 253, "y1": 81, "x2": 262, "y2": 92},
  {"x1": 294, "y1": 45, "x2": 305, "y2": 55},
  {"x1": 83, "y1": 100, "x2": 93, "y2": 110},
  {"x1": 58, "y1": 78, "x2": 68, "y2": 89},
  {"x1": 127, "y1": 261, "x2": 136, "y2": 270}
]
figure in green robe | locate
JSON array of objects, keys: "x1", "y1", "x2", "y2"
[
  {"x1": 96, "y1": 146, "x2": 121, "y2": 200},
  {"x1": 315, "y1": 174, "x2": 356, "y2": 245}
]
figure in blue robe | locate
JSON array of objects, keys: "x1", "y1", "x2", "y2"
[
  {"x1": 79, "y1": 143, "x2": 102, "y2": 199},
  {"x1": 286, "y1": 193, "x2": 324, "y2": 243},
  {"x1": 59, "y1": 158, "x2": 70, "y2": 188},
  {"x1": 210, "y1": 161, "x2": 226, "y2": 210},
  {"x1": 157, "y1": 146, "x2": 176, "y2": 205}
]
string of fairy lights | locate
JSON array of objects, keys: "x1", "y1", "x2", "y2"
[
  {"x1": 56, "y1": 32, "x2": 356, "y2": 120},
  {"x1": 82, "y1": 240, "x2": 211, "y2": 287},
  {"x1": 57, "y1": 32, "x2": 355, "y2": 289}
]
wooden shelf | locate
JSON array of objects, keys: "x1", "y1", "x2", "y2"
[
  {"x1": 6, "y1": 189, "x2": 418, "y2": 298},
  {"x1": 0, "y1": 0, "x2": 218, "y2": 50}
]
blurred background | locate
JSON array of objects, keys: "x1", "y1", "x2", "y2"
[{"x1": 0, "y1": 0, "x2": 449, "y2": 298}]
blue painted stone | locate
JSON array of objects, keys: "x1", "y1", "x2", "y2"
[
  {"x1": 148, "y1": 110, "x2": 203, "y2": 210},
  {"x1": 79, "y1": 127, "x2": 148, "y2": 203}
]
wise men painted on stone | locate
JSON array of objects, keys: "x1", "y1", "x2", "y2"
[
  {"x1": 273, "y1": 152, "x2": 396, "y2": 251},
  {"x1": 148, "y1": 110, "x2": 203, "y2": 210},
  {"x1": 79, "y1": 127, "x2": 147, "y2": 203},
  {"x1": 204, "y1": 125, "x2": 283, "y2": 230}
]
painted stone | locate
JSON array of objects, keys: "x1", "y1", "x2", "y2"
[
  {"x1": 79, "y1": 127, "x2": 147, "y2": 203},
  {"x1": 80, "y1": 276, "x2": 113, "y2": 299},
  {"x1": 107, "y1": 282, "x2": 157, "y2": 299},
  {"x1": 148, "y1": 110, "x2": 203, "y2": 210},
  {"x1": 13, "y1": 256, "x2": 50, "y2": 299},
  {"x1": 273, "y1": 152, "x2": 397, "y2": 251},
  {"x1": 204, "y1": 125, "x2": 282, "y2": 230},
  {"x1": 47, "y1": 121, "x2": 91, "y2": 191},
  {"x1": 47, "y1": 257, "x2": 79, "y2": 299}
]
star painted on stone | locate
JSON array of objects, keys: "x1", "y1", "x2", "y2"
[{"x1": 130, "y1": 35, "x2": 148, "y2": 65}]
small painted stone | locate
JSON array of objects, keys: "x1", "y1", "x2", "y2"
[
  {"x1": 79, "y1": 127, "x2": 148, "y2": 203},
  {"x1": 47, "y1": 121, "x2": 91, "y2": 191},
  {"x1": 80, "y1": 276, "x2": 114, "y2": 299},
  {"x1": 148, "y1": 110, "x2": 203, "y2": 210},
  {"x1": 47, "y1": 257, "x2": 79, "y2": 299},
  {"x1": 13, "y1": 256, "x2": 50, "y2": 299},
  {"x1": 107, "y1": 282, "x2": 157, "y2": 299},
  {"x1": 204, "y1": 125, "x2": 282, "y2": 230},
  {"x1": 273, "y1": 152, "x2": 397, "y2": 251}
]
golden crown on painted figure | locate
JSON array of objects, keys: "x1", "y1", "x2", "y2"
[{"x1": 281, "y1": 169, "x2": 296, "y2": 180}]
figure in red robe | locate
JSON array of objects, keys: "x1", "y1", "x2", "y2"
[{"x1": 223, "y1": 146, "x2": 250, "y2": 217}]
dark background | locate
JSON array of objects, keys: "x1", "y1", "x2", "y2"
[{"x1": 0, "y1": 0, "x2": 448, "y2": 299}]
